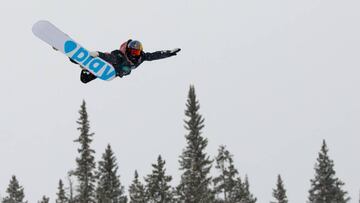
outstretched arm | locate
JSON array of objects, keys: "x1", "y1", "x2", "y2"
[{"x1": 143, "y1": 48, "x2": 181, "y2": 61}]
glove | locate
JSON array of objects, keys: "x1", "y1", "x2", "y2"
[
  {"x1": 169, "y1": 48, "x2": 181, "y2": 56},
  {"x1": 90, "y1": 51, "x2": 99, "y2": 58}
]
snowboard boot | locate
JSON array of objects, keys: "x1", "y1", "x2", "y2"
[{"x1": 80, "y1": 69, "x2": 97, "y2": 84}]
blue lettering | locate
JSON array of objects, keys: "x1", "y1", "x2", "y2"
[
  {"x1": 100, "y1": 65, "x2": 116, "y2": 80},
  {"x1": 83, "y1": 55, "x2": 93, "y2": 66},
  {"x1": 89, "y1": 58, "x2": 105, "y2": 72},
  {"x1": 63, "y1": 40, "x2": 116, "y2": 80},
  {"x1": 72, "y1": 47, "x2": 88, "y2": 62}
]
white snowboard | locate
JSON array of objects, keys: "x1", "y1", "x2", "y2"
[{"x1": 32, "y1": 20, "x2": 116, "y2": 81}]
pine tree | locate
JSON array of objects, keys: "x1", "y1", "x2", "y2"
[
  {"x1": 271, "y1": 175, "x2": 288, "y2": 203},
  {"x1": 231, "y1": 177, "x2": 245, "y2": 202},
  {"x1": 38, "y1": 196, "x2": 49, "y2": 203},
  {"x1": 129, "y1": 170, "x2": 147, "y2": 203},
  {"x1": 176, "y1": 85, "x2": 214, "y2": 203},
  {"x1": 73, "y1": 100, "x2": 96, "y2": 203},
  {"x1": 96, "y1": 144, "x2": 126, "y2": 203},
  {"x1": 67, "y1": 172, "x2": 75, "y2": 203},
  {"x1": 213, "y1": 145, "x2": 239, "y2": 203},
  {"x1": 56, "y1": 179, "x2": 68, "y2": 203},
  {"x1": 241, "y1": 176, "x2": 257, "y2": 203},
  {"x1": 145, "y1": 155, "x2": 173, "y2": 203},
  {"x1": 2, "y1": 175, "x2": 26, "y2": 203},
  {"x1": 308, "y1": 140, "x2": 350, "y2": 203}
]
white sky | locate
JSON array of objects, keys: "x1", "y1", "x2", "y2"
[{"x1": 1, "y1": 0, "x2": 360, "y2": 202}]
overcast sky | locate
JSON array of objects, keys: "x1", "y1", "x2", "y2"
[{"x1": 1, "y1": 0, "x2": 360, "y2": 202}]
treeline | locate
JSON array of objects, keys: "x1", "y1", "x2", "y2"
[{"x1": 1, "y1": 86, "x2": 351, "y2": 203}]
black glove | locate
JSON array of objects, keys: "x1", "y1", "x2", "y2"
[{"x1": 169, "y1": 48, "x2": 181, "y2": 56}]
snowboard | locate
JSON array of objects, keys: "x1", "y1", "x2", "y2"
[{"x1": 32, "y1": 20, "x2": 116, "y2": 81}]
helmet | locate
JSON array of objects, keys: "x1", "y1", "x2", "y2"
[{"x1": 127, "y1": 40, "x2": 143, "y2": 58}]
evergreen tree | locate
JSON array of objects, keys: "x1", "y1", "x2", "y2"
[
  {"x1": 231, "y1": 177, "x2": 245, "y2": 202},
  {"x1": 240, "y1": 176, "x2": 257, "y2": 203},
  {"x1": 213, "y1": 145, "x2": 239, "y2": 203},
  {"x1": 66, "y1": 172, "x2": 75, "y2": 203},
  {"x1": 271, "y1": 175, "x2": 288, "y2": 203},
  {"x1": 56, "y1": 179, "x2": 68, "y2": 203},
  {"x1": 177, "y1": 85, "x2": 214, "y2": 203},
  {"x1": 2, "y1": 175, "x2": 26, "y2": 203},
  {"x1": 73, "y1": 100, "x2": 96, "y2": 203},
  {"x1": 308, "y1": 140, "x2": 350, "y2": 203},
  {"x1": 128, "y1": 170, "x2": 147, "y2": 203},
  {"x1": 96, "y1": 144, "x2": 126, "y2": 203},
  {"x1": 38, "y1": 196, "x2": 49, "y2": 203},
  {"x1": 145, "y1": 155, "x2": 173, "y2": 203}
]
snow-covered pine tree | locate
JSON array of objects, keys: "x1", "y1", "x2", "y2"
[
  {"x1": 56, "y1": 179, "x2": 68, "y2": 203},
  {"x1": 271, "y1": 175, "x2": 288, "y2": 203},
  {"x1": 145, "y1": 155, "x2": 173, "y2": 203},
  {"x1": 38, "y1": 196, "x2": 49, "y2": 203},
  {"x1": 96, "y1": 144, "x2": 126, "y2": 203},
  {"x1": 176, "y1": 85, "x2": 214, "y2": 203},
  {"x1": 2, "y1": 175, "x2": 26, "y2": 203},
  {"x1": 128, "y1": 170, "x2": 147, "y2": 203},
  {"x1": 213, "y1": 145, "x2": 239, "y2": 203},
  {"x1": 73, "y1": 100, "x2": 96, "y2": 203},
  {"x1": 308, "y1": 140, "x2": 350, "y2": 203}
]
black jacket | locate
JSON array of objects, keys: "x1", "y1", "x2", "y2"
[{"x1": 97, "y1": 40, "x2": 175, "y2": 77}]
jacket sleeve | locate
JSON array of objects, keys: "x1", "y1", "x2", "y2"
[
  {"x1": 98, "y1": 50, "x2": 127, "y2": 77},
  {"x1": 143, "y1": 50, "x2": 174, "y2": 61},
  {"x1": 98, "y1": 51, "x2": 118, "y2": 64}
]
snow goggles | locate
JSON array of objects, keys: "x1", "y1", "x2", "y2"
[{"x1": 129, "y1": 48, "x2": 141, "y2": 56}]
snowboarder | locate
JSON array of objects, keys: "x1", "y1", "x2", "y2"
[{"x1": 69, "y1": 39, "x2": 181, "y2": 83}]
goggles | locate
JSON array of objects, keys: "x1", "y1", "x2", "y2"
[{"x1": 129, "y1": 48, "x2": 141, "y2": 56}]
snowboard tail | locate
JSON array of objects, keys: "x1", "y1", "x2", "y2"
[{"x1": 32, "y1": 20, "x2": 116, "y2": 81}]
